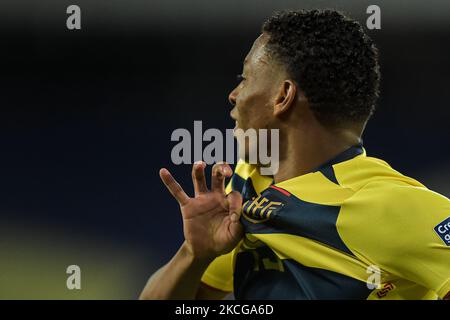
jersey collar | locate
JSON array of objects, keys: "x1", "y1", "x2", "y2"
[{"x1": 313, "y1": 142, "x2": 365, "y2": 173}]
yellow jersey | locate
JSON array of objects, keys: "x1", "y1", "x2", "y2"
[{"x1": 201, "y1": 144, "x2": 450, "y2": 299}]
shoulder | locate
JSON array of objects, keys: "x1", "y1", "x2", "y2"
[
  {"x1": 334, "y1": 154, "x2": 450, "y2": 217},
  {"x1": 337, "y1": 176, "x2": 450, "y2": 295},
  {"x1": 337, "y1": 155, "x2": 450, "y2": 250},
  {"x1": 338, "y1": 179, "x2": 450, "y2": 256},
  {"x1": 343, "y1": 173, "x2": 450, "y2": 221}
]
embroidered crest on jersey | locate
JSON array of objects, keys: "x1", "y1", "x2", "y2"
[{"x1": 242, "y1": 194, "x2": 284, "y2": 223}]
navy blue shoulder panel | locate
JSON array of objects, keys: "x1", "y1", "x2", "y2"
[{"x1": 242, "y1": 186, "x2": 354, "y2": 256}]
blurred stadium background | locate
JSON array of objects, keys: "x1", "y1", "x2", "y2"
[{"x1": 0, "y1": 0, "x2": 449, "y2": 299}]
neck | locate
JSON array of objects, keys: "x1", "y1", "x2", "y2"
[{"x1": 273, "y1": 125, "x2": 362, "y2": 183}]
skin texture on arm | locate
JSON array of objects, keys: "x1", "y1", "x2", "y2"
[
  {"x1": 140, "y1": 257, "x2": 229, "y2": 300},
  {"x1": 139, "y1": 162, "x2": 243, "y2": 300},
  {"x1": 139, "y1": 242, "x2": 213, "y2": 300}
]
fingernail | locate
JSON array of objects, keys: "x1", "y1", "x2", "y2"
[{"x1": 231, "y1": 213, "x2": 238, "y2": 222}]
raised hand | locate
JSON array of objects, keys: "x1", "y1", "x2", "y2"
[{"x1": 159, "y1": 162, "x2": 243, "y2": 261}]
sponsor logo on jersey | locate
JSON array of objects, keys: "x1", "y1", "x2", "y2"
[{"x1": 434, "y1": 217, "x2": 450, "y2": 246}]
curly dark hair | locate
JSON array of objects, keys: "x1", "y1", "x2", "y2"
[{"x1": 262, "y1": 9, "x2": 380, "y2": 127}]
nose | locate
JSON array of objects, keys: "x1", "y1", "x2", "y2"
[{"x1": 228, "y1": 87, "x2": 238, "y2": 107}]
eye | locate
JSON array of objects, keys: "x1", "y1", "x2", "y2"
[{"x1": 236, "y1": 74, "x2": 246, "y2": 83}]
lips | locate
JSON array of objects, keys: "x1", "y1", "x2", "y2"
[
  {"x1": 229, "y1": 110, "x2": 237, "y2": 121},
  {"x1": 230, "y1": 110, "x2": 239, "y2": 130}
]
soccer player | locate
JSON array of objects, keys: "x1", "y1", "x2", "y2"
[{"x1": 140, "y1": 10, "x2": 450, "y2": 300}]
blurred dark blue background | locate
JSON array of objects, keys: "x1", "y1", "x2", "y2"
[{"x1": 0, "y1": 0, "x2": 449, "y2": 298}]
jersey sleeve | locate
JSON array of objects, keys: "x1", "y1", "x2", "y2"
[
  {"x1": 201, "y1": 250, "x2": 234, "y2": 292},
  {"x1": 338, "y1": 182, "x2": 450, "y2": 299}
]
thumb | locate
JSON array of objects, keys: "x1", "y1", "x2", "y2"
[{"x1": 227, "y1": 191, "x2": 243, "y2": 222}]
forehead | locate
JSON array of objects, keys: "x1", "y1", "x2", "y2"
[{"x1": 244, "y1": 34, "x2": 270, "y2": 68}]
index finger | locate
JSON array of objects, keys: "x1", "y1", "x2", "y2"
[{"x1": 159, "y1": 168, "x2": 190, "y2": 206}]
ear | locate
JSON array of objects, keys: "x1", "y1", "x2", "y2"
[{"x1": 273, "y1": 80, "x2": 297, "y2": 116}]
